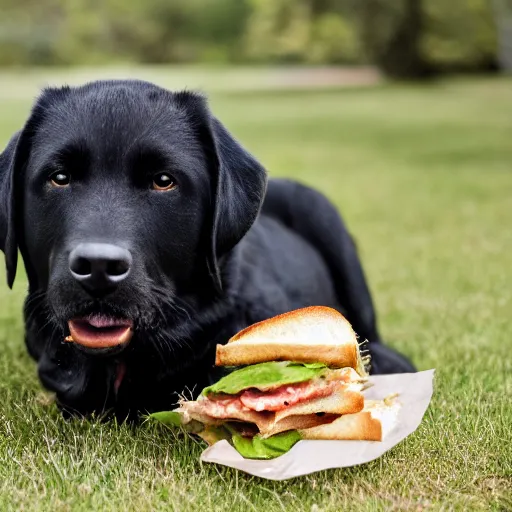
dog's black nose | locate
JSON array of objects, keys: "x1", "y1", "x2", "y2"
[{"x1": 69, "y1": 243, "x2": 132, "y2": 295}]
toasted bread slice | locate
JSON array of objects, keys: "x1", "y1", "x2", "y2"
[
  {"x1": 299, "y1": 397, "x2": 400, "y2": 441},
  {"x1": 216, "y1": 306, "x2": 367, "y2": 375},
  {"x1": 258, "y1": 413, "x2": 339, "y2": 437}
]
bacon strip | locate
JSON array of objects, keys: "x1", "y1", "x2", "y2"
[
  {"x1": 205, "y1": 367, "x2": 361, "y2": 414},
  {"x1": 239, "y1": 379, "x2": 341, "y2": 411}
]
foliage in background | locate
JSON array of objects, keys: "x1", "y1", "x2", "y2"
[
  {"x1": 424, "y1": 0, "x2": 497, "y2": 70},
  {"x1": 245, "y1": 0, "x2": 361, "y2": 64},
  {"x1": 0, "y1": 0, "x2": 502, "y2": 75},
  {"x1": 0, "y1": 0, "x2": 250, "y2": 66}
]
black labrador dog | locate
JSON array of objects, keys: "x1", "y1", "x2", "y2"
[{"x1": 0, "y1": 80, "x2": 414, "y2": 419}]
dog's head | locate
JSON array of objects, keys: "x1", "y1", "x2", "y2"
[{"x1": 0, "y1": 80, "x2": 267, "y2": 361}]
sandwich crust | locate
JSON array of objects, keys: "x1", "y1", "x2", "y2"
[
  {"x1": 273, "y1": 387, "x2": 364, "y2": 422},
  {"x1": 216, "y1": 306, "x2": 365, "y2": 372},
  {"x1": 259, "y1": 413, "x2": 338, "y2": 437},
  {"x1": 229, "y1": 306, "x2": 351, "y2": 343},
  {"x1": 299, "y1": 398, "x2": 400, "y2": 441},
  {"x1": 299, "y1": 411, "x2": 382, "y2": 441},
  {"x1": 216, "y1": 343, "x2": 359, "y2": 369}
]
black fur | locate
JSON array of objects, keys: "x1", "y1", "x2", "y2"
[{"x1": 0, "y1": 80, "x2": 415, "y2": 420}]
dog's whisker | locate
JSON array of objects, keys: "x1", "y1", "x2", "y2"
[
  {"x1": 24, "y1": 291, "x2": 47, "y2": 324},
  {"x1": 149, "y1": 284, "x2": 194, "y2": 320},
  {"x1": 31, "y1": 308, "x2": 57, "y2": 338}
]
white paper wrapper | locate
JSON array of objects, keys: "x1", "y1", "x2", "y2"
[{"x1": 200, "y1": 369, "x2": 435, "y2": 480}]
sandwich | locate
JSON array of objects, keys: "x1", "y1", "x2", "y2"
[{"x1": 150, "y1": 306, "x2": 400, "y2": 459}]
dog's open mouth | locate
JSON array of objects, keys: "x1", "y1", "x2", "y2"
[{"x1": 67, "y1": 315, "x2": 134, "y2": 349}]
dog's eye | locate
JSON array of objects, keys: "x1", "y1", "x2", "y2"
[
  {"x1": 50, "y1": 171, "x2": 71, "y2": 187},
  {"x1": 152, "y1": 173, "x2": 176, "y2": 191}
]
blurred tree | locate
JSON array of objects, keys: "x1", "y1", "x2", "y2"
[
  {"x1": 357, "y1": 0, "x2": 430, "y2": 78},
  {"x1": 0, "y1": 0, "x2": 502, "y2": 75},
  {"x1": 0, "y1": 0, "x2": 63, "y2": 65},
  {"x1": 309, "y1": 14, "x2": 361, "y2": 63},
  {"x1": 493, "y1": 0, "x2": 512, "y2": 70},
  {"x1": 54, "y1": 0, "x2": 251, "y2": 64},
  {"x1": 0, "y1": 0, "x2": 251, "y2": 65},
  {"x1": 245, "y1": 0, "x2": 311, "y2": 63},
  {"x1": 245, "y1": 0, "x2": 362, "y2": 63},
  {"x1": 423, "y1": 0, "x2": 498, "y2": 72}
]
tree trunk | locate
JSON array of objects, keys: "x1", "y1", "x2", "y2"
[
  {"x1": 493, "y1": 0, "x2": 512, "y2": 71},
  {"x1": 360, "y1": 0, "x2": 430, "y2": 80}
]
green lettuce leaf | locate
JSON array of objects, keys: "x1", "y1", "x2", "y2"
[
  {"x1": 230, "y1": 430, "x2": 302, "y2": 459},
  {"x1": 149, "y1": 410, "x2": 302, "y2": 459},
  {"x1": 202, "y1": 361, "x2": 327, "y2": 396},
  {"x1": 149, "y1": 411, "x2": 183, "y2": 427},
  {"x1": 301, "y1": 362, "x2": 328, "y2": 369},
  {"x1": 197, "y1": 425, "x2": 232, "y2": 445},
  {"x1": 149, "y1": 411, "x2": 204, "y2": 434}
]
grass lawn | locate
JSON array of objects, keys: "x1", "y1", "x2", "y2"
[{"x1": 0, "y1": 69, "x2": 510, "y2": 511}]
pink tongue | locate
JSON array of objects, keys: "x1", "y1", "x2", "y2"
[
  {"x1": 68, "y1": 317, "x2": 133, "y2": 349},
  {"x1": 87, "y1": 315, "x2": 132, "y2": 329}
]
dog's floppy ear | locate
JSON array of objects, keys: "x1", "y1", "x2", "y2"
[
  {"x1": 0, "y1": 131, "x2": 23, "y2": 288},
  {"x1": 174, "y1": 92, "x2": 268, "y2": 291},
  {"x1": 0, "y1": 87, "x2": 64, "y2": 288},
  {"x1": 206, "y1": 116, "x2": 268, "y2": 289}
]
